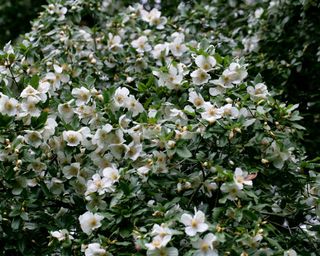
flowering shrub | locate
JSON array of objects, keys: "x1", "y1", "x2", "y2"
[{"x1": 0, "y1": 0, "x2": 319, "y2": 255}]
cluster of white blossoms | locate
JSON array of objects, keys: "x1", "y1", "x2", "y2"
[{"x1": 0, "y1": 1, "x2": 311, "y2": 255}]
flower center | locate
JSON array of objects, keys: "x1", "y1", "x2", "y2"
[
  {"x1": 191, "y1": 219, "x2": 198, "y2": 228},
  {"x1": 201, "y1": 242, "x2": 209, "y2": 252},
  {"x1": 194, "y1": 98, "x2": 203, "y2": 106},
  {"x1": 4, "y1": 101, "x2": 14, "y2": 111}
]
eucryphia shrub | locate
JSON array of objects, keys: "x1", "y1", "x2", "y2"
[{"x1": 0, "y1": 0, "x2": 319, "y2": 255}]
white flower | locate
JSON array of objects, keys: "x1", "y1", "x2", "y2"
[
  {"x1": 180, "y1": 209, "x2": 208, "y2": 236},
  {"x1": 193, "y1": 233, "x2": 218, "y2": 256},
  {"x1": 169, "y1": 33, "x2": 188, "y2": 57},
  {"x1": 147, "y1": 247, "x2": 178, "y2": 256},
  {"x1": 220, "y1": 182, "x2": 242, "y2": 201},
  {"x1": 141, "y1": 8, "x2": 167, "y2": 29},
  {"x1": 188, "y1": 91, "x2": 206, "y2": 109},
  {"x1": 103, "y1": 166, "x2": 120, "y2": 184},
  {"x1": 92, "y1": 124, "x2": 113, "y2": 149},
  {"x1": 247, "y1": 83, "x2": 269, "y2": 100},
  {"x1": 85, "y1": 173, "x2": 113, "y2": 195},
  {"x1": 78, "y1": 211, "x2": 104, "y2": 235},
  {"x1": 50, "y1": 229, "x2": 73, "y2": 241},
  {"x1": 191, "y1": 69, "x2": 210, "y2": 85},
  {"x1": 152, "y1": 43, "x2": 169, "y2": 61},
  {"x1": 45, "y1": 64, "x2": 70, "y2": 91},
  {"x1": 221, "y1": 104, "x2": 239, "y2": 119},
  {"x1": 125, "y1": 95, "x2": 144, "y2": 117},
  {"x1": 145, "y1": 236, "x2": 168, "y2": 250},
  {"x1": 20, "y1": 98, "x2": 41, "y2": 117},
  {"x1": 124, "y1": 141, "x2": 142, "y2": 161},
  {"x1": 85, "y1": 243, "x2": 106, "y2": 256},
  {"x1": 283, "y1": 249, "x2": 297, "y2": 256},
  {"x1": 62, "y1": 162, "x2": 80, "y2": 179},
  {"x1": 195, "y1": 55, "x2": 216, "y2": 71},
  {"x1": 47, "y1": 4, "x2": 67, "y2": 21},
  {"x1": 214, "y1": 62, "x2": 247, "y2": 87},
  {"x1": 58, "y1": 100, "x2": 74, "y2": 121},
  {"x1": 38, "y1": 81, "x2": 50, "y2": 102},
  {"x1": 137, "y1": 165, "x2": 151, "y2": 176},
  {"x1": 201, "y1": 104, "x2": 223, "y2": 123},
  {"x1": 242, "y1": 35, "x2": 259, "y2": 53},
  {"x1": 153, "y1": 64, "x2": 184, "y2": 90},
  {"x1": 63, "y1": 130, "x2": 83, "y2": 147},
  {"x1": 233, "y1": 167, "x2": 253, "y2": 189},
  {"x1": 113, "y1": 87, "x2": 130, "y2": 108},
  {"x1": 151, "y1": 224, "x2": 174, "y2": 247},
  {"x1": 42, "y1": 117, "x2": 58, "y2": 141},
  {"x1": 24, "y1": 130, "x2": 43, "y2": 148},
  {"x1": 20, "y1": 85, "x2": 42, "y2": 103},
  {"x1": 0, "y1": 94, "x2": 18, "y2": 116},
  {"x1": 131, "y1": 36, "x2": 152, "y2": 53},
  {"x1": 71, "y1": 86, "x2": 91, "y2": 106},
  {"x1": 108, "y1": 33, "x2": 123, "y2": 52}
]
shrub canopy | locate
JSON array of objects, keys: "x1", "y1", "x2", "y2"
[{"x1": 0, "y1": 0, "x2": 319, "y2": 255}]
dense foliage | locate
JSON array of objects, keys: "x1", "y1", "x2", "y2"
[
  {"x1": 0, "y1": 0, "x2": 319, "y2": 255},
  {"x1": 0, "y1": 0, "x2": 47, "y2": 47}
]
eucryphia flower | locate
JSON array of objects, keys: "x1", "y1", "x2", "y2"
[
  {"x1": 188, "y1": 91, "x2": 206, "y2": 109},
  {"x1": 220, "y1": 182, "x2": 242, "y2": 201},
  {"x1": 152, "y1": 43, "x2": 169, "y2": 62},
  {"x1": 153, "y1": 63, "x2": 185, "y2": 90},
  {"x1": 125, "y1": 95, "x2": 144, "y2": 117},
  {"x1": 71, "y1": 86, "x2": 91, "y2": 106},
  {"x1": 45, "y1": 64, "x2": 70, "y2": 91},
  {"x1": 192, "y1": 233, "x2": 218, "y2": 256},
  {"x1": 20, "y1": 98, "x2": 41, "y2": 118},
  {"x1": 210, "y1": 62, "x2": 248, "y2": 96},
  {"x1": 24, "y1": 130, "x2": 42, "y2": 148},
  {"x1": 247, "y1": 83, "x2": 269, "y2": 100},
  {"x1": 62, "y1": 162, "x2": 81, "y2": 179},
  {"x1": 58, "y1": 100, "x2": 74, "y2": 121},
  {"x1": 0, "y1": 93, "x2": 18, "y2": 116},
  {"x1": 108, "y1": 33, "x2": 123, "y2": 52},
  {"x1": 141, "y1": 8, "x2": 167, "y2": 29},
  {"x1": 151, "y1": 224, "x2": 174, "y2": 246},
  {"x1": 132, "y1": 36, "x2": 152, "y2": 53},
  {"x1": 84, "y1": 243, "x2": 106, "y2": 256},
  {"x1": 180, "y1": 209, "x2": 208, "y2": 236},
  {"x1": 146, "y1": 247, "x2": 178, "y2": 256},
  {"x1": 191, "y1": 68, "x2": 211, "y2": 85},
  {"x1": 283, "y1": 249, "x2": 297, "y2": 256},
  {"x1": 50, "y1": 229, "x2": 74, "y2": 241},
  {"x1": 62, "y1": 130, "x2": 83, "y2": 147},
  {"x1": 169, "y1": 32, "x2": 188, "y2": 57},
  {"x1": 92, "y1": 124, "x2": 113, "y2": 150},
  {"x1": 20, "y1": 85, "x2": 42, "y2": 103},
  {"x1": 102, "y1": 166, "x2": 120, "y2": 184},
  {"x1": 233, "y1": 167, "x2": 253, "y2": 189},
  {"x1": 201, "y1": 103, "x2": 223, "y2": 123},
  {"x1": 195, "y1": 55, "x2": 217, "y2": 71},
  {"x1": 113, "y1": 87, "x2": 130, "y2": 108},
  {"x1": 78, "y1": 211, "x2": 104, "y2": 235},
  {"x1": 85, "y1": 173, "x2": 114, "y2": 196}
]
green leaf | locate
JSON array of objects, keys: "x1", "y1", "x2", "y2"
[
  {"x1": 31, "y1": 111, "x2": 48, "y2": 129},
  {"x1": 176, "y1": 146, "x2": 192, "y2": 158},
  {"x1": 11, "y1": 217, "x2": 20, "y2": 230},
  {"x1": 30, "y1": 75, "x2": 40, "y2": 89}
]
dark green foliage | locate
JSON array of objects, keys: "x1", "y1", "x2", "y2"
[{"x1": 0, "y1": 0, "x2": 47, "y2": 47}]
